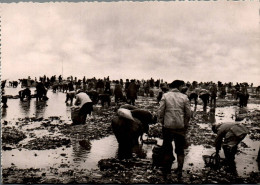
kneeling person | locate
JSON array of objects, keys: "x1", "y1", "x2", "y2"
[{"x1": 72, "y1": 90, "x2": 93, "y2": 125}]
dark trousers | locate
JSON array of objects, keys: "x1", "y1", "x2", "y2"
[
  {"x1": 223, "y1": 145, "x2": 237, "y2": 162},
  {"x1": 210, "y1": 96, "x2": 216, "y2": 107},
  {"x1": 162, "y1": 128, "x2": 185, "y2": 156},
  {"x1": 128, "y1": 98, "x2": 136, "y2": 106},
  {"x1": 223, "y1": 145, "x2": 238, "y2": 173},
  {"x1": 162, "y1": 128, "x2": 185, "y2": 174},
  {"x1": 73, "y1": 102, "x2": 93, "y2": 125}
]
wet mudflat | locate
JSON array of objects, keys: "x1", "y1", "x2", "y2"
[{"x1": 1, "y1": 87, "x2": 260, "y2": 184}]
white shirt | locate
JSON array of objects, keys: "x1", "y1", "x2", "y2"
[{"x1": 74, "y1": 92, "x2": 92, "y2": 108}]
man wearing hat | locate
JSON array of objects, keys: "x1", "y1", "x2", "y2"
[{"x1": 157, "y1": 80, "x2": 191, "y2": 178}]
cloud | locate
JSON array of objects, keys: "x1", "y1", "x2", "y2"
[{"x1": 1, "y1": 1, "x2": 259, "y2": 85}]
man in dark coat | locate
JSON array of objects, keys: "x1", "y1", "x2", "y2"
[
  {"x1": 199, "y1": 90, "x2": 210, "y2": 112},
  {"x1": 114, "y1": 80, "x2": 124, "y2": 105},
  {"x1": 127, "y1": 80, "x2": 138, "y2": 106},
  {"x1": 209, "y1": 83, "x2": 218, "y2": 107},
  {"x1": 36, "y1": 82, "x2": 47, "y2": 101}
]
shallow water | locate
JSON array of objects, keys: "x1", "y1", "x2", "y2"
[
  {"x1": 2, "y1": 87, "x2": 71, "y2": 121},
  {"x1": 2, "y1": 87, "x2": 260, "y2": 178}
]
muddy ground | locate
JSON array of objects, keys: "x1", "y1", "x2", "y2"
[{"x1": 1, "y1": 91, "x2": 260, "y2": 184}]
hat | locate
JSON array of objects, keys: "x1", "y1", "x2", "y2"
[{"x1": 170, "y1": 80, "x2": 184, "y2": 88}]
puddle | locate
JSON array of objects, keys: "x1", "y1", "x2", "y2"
[
  {"x1": 2, "y1": 87, "x2": 71, "y2": 121},
  {"x1": 2, "y1": 135, "x2": 118, "y2": 170}
]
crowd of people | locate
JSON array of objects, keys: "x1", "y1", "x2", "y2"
[
  {"x1": 1, "y1": 75, "x2": 256, "y2": 108},
  {"x1": 1, "y1": 75, "x2": 259, "y2": 180}
]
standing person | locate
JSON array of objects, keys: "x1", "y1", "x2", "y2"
[
  {"x1": 144, "y1": 81, "x2": 150, "y2": 97},
  {"x1": 58, "y1": 75, "x2": 62, "y2": 83},
  {"x1": 36, "y1": 81, "x2": 47, "y2": 101},
  {"x1": 209, "y1": 83, "x2": 218, "y2": 107},
  {"x1": 82, "y1": 82, "x2": 87, "y2": 92},
  {"x1": 127, "y1": 79, "x2": 138, "y2": 106},
  {"x1": 114, "y1": 80, "x2": 124, "y2": 105},
  {"x1": 212, "y1": 123, "x2": 248, "y2": 172},
  {"x1": 96, "y1": 79, "x2": 104, "y2": 94},
  {"x1": 65, "y1": 81, "x2": 75, "y2": 104},
  {"x1": 68, "y1": 81, "x2": 74, "y2": 91},
  {"x1": 120, "y1": 79, "x2": 124, "y2": 87},
  {"x1": 157, "y1": 80, "x2": 191, "y2": 178},
  {"x1": 104, "y1": 80, "x2": 111, "y2": 95},
  {"x1": 199, "y1": 89, "x2": 210, "y2": 112},
  {"x1": 72, "y1": 90, "x2": 93, "y2": 125},
  {"x1": 241, "y1": 84, "x2": 249, "y2": 107},
  {"x1": 125, "y1": 79, "x2": 130, "y2": 93}
]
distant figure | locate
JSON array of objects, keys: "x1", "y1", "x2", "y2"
[
  {"x1": 209, "y1": 83, "x2": 218, "y2": 107},
  {"x1": 236, "y1": 85, "x2": 249, "y2": 108},
  {"x1": 127, "y1": 80, "x2": 138, "y2": 106},
  {"x1": 96, "y1": 79, "x2": 104, "y2": 94},
  {"x1": 58, "y1": 75, "x2": 62, "y2": 83},
  {"x1": 36, "y1": 82, "x2": 47, "y2": 101},
  {"x1": 188, "y1": 91, "x2": 198, "y2": 109},
  {"x1": 144, "y1": 81, "x2": 150, "y2": 97},
  {"x1": 199, "y1": 89, "x2": 210, "y2": 112},
  {"x1": 219, "y1": 85, "x2": 226, "y2": 99},
  {"x1": 19, "y1": 88, "x2": 31, "y2": 101},
  {"x1": 256, "y1": 86, "x2": 260, "y2": 97},
  {"x1": 68, "y1": 81, "x2": 74, "y2": 91},
  {"x1": 114, "y1": 80, "x2": 124, "y2": 105},
  {"x1": 125, "y1": 79, "x2": 130, "y2": 92},
  {"x1": 104, "y1": 81, "x2": 112, "y2": 95}
]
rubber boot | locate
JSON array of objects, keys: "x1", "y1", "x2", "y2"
[{"x1": 175, "y1": 155, "x2": 184, "y2": 178}]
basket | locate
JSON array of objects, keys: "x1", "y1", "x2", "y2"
[{"x1": 202, "y1": 152, "x2": 220, "y2": 170}]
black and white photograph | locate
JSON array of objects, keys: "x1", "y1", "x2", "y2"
[{"x1": 1, "y1": 0, "x2": 260, "y2": 184}]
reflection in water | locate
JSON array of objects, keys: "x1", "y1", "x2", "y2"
[
  {"x1": 208, "y1": 107, "x2": 216, "y2": 124},
  {"x1": 116, "y1": 144, "x2": 147, "y2": 159},
  {"x1": 34, "y1": 100, "x2": 47, "y2": 118},
  {"x1": 71, "y1": 139, "x2": 90, "y2": 164},
  {"x1": 19, "y1": 100, "x2": 31, "y2": 117},
  {"x1": 200, "y1": 107, "x2": 216, "y2": 125}
]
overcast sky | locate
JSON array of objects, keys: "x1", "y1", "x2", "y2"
[{"x1": 1, "y1": 1, "x2": 259, "y2": 85}]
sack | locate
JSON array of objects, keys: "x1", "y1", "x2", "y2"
[
  {"x1": 230, "y1": 124, "x2": 249, "y2": 138},
  {"x1": 152, "y1": 145, "x2": 175, "y2": 168},
  {"x1": 117, "y1": 108, "x2": 135, "y2": 121}
]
